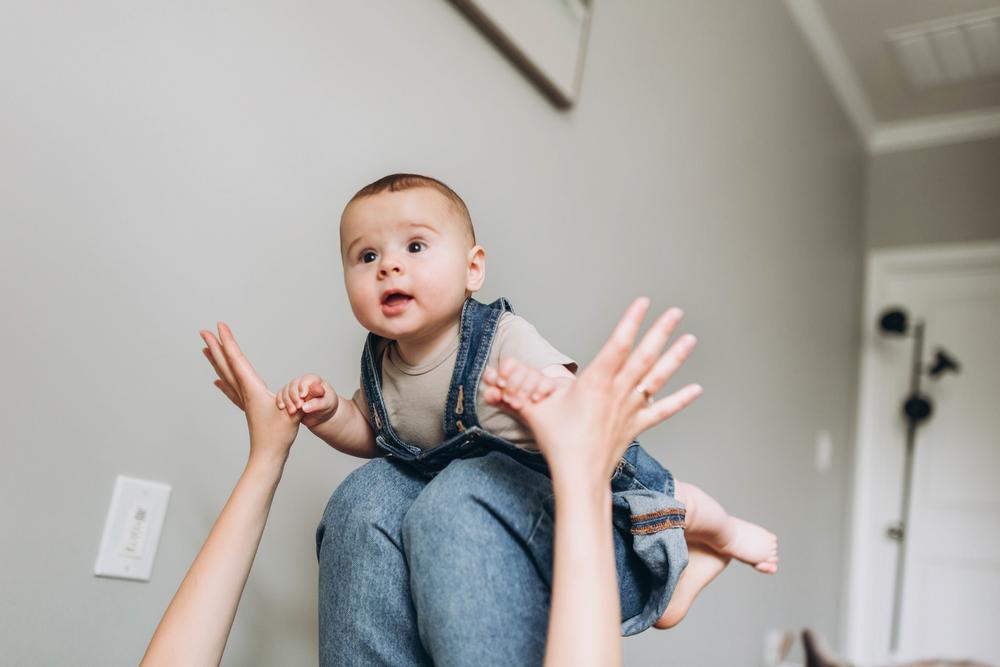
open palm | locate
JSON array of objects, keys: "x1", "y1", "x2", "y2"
[
  {"x1": 200, "y1": 322, "x2": 301, "y2": 462},
  {"x1": 513, "y1": 299, "x2": 701, "y2": 485}
]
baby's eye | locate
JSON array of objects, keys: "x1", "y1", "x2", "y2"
[
  {"x1": 407, "y1": 241, "x2": 425, "y2": 253},
  {"x1": 361, "y1": 251, "x2": 377, "y2": 264}
]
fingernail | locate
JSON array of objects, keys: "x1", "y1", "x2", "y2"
[{"x1": 497, "y1": 378, "x2": 506, "y2": 388}]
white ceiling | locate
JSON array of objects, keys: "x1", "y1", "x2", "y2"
[{"x1": 787, "y1": 0, "x2": 1000, "y2": 153}]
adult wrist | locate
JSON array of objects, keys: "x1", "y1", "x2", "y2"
[
  {"x1": 550, "y1": 469, "x2": 612, "y2": 507},
  {"x1": 245, "y1": 448, "x2": 289, "y2": 479}
]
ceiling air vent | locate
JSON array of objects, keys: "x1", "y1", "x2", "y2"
[{"x1": 887, "y1": 8, "x2": 1000, "y2": 88}]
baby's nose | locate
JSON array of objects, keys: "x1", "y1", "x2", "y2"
[{"x1": 378, "y1": 257, "x2": 404, "y2": 276}]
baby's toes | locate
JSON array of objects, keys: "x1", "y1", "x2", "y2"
[
  {"x1": 756, "y1": 552, "x2": 779, "y2": 574},
  {"x1": 755, "y1": 561, "x2": 778, "y2": 574}
]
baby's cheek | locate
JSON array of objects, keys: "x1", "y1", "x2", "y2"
[{"x1": 347, "y1": 288, "x2": 379, "y2": 328}]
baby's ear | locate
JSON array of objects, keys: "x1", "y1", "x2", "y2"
[{"x1": 466, "y1": 245, "x2": 486, "y2": 292}]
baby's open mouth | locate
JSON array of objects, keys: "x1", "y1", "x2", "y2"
[{"x1": 381, "y1": 291, "x2": 413, "y2": 307}]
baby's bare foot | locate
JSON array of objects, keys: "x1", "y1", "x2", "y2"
[
  {"x1": 654, "y1": 545, "x2": 730, "y2": 629},
  {"x1": 721, "y1": 518, "x2": 779, "y2": 574}
]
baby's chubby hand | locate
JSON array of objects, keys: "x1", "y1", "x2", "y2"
[
  {"x1": 276, "y1": 374, "x2": 339, "y2": 428},
  {"x1": 482, "y1": 358, "x2": 562, "y2": 413}
]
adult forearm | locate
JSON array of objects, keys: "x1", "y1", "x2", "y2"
[
  {"x1": 310, "y1": 397, "x2": 379, "y2": 458},
  {"x1": 141, "y1": 456, "x2": 285, "y2": 667},
  {"x1": 544, "y1": 476, "x2": 622, "y2": 667}
]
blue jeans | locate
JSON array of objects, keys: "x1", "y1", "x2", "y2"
[
  {"x1": 317, "y1": 453, "x2": 556, "y2": 666},
  {"x1": 353, "y1": 297, "x2": 687, "y2": 640}
]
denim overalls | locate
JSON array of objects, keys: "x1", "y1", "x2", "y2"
[{"x1": 360, "y1": 297, "x2": 689, "y2": 636}]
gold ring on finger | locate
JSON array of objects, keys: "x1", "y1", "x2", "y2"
[{"x1": 635, "y1": 384, "x2": 654, "y2": 406}]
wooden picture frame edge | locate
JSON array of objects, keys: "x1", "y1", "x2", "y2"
[{"x1": 447, "y1": 0, "x2": 593, "y2": 110}]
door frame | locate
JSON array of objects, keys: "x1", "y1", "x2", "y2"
[{"x1": 842, "y1": 239, "x2": 1000, "y2": 663}]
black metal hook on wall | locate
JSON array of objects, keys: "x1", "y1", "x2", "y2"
[{"x1": 876, "y1": 306, "x2": 960, "y2": 652}]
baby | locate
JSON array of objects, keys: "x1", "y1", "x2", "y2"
[{"x1": 277, "y1": 173, "x2": 777, "y2": 631}]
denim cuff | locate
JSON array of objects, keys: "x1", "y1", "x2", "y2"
[{"x1": 612, "y1": 488, "x2": 689, "y2": 636}]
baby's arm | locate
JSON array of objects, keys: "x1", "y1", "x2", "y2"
[{"x1": 276, "y1": 374, "x2": 378, "y2": 458}]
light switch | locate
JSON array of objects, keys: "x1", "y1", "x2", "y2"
[
  {"x1": 119, "y1": 503, "x2": 150, "y2": 559},
  {"x1": 95, "y1": 476, "x2": 170, "y2": 581},
  {"x1": 815, "y1": 430, "x2": 833, "y2": 472}
]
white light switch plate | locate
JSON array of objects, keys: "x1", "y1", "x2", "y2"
[
  {"x1": 814, "y1": 430, "x2": 833, "y2": 472},
  {"x1": 94, "y1": 475, "x2": 171, "y2": 581}
]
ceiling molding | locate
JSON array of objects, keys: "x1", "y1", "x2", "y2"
[
  {"x1": 785, "y1": 0, "x2": 1000, "y2": 154},
  {"x1": 785, "y1": 0, "x2": 876, "y2": 141},
  {"x1": 870, "y1": 107, "x2": 1000, "y2": 153}
]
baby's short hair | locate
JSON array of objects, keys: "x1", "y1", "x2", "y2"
[{"x1": 348, "y1": 173, "x2": 476, "y2": 244}]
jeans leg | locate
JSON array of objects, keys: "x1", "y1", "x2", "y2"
[
  {"x1": 402, "y1": 452, "x2": 555, "y2": 667},
  {"x1": 316, "y1": 457, "x2": 430, "y2": 667}
]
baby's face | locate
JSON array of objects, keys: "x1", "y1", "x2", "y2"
[{"x1": 340, "y1": 187, "x2": 481, "y2": 342}]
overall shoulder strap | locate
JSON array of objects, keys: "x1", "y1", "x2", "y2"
[
  {"x1": 360, "y1": 333, "x2": 390, "y2": 435},
  {"x1": 442, "y1": 297, "x2": 513, "y2": 437}
]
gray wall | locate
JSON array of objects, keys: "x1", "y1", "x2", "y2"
[
  {"x1": 0, "y1": 1, "x2": 864, "y2": 665},
  {"x1": 866, "y1": 138, "x2": 1000, "y2": 249}
]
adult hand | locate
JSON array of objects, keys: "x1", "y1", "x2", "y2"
[
  {"x1": 516, "y1": 298, "x2": 701, "y2": 487},
  {"x1": 200, "y1": 322, "x2": 300, "y2": 464},
  {"x1": 142, "y1": 324, "x2": 300, "y2": 666},
  {"x1": 520, "y1": 298, "x2": 702, "y2": 667}
]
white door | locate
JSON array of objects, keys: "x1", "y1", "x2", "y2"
[{"x1": 845, "y1": 242, "x2": 1000, "y2": 665}]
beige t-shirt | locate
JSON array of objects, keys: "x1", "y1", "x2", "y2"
[{"x1": 352, "y1": 313, "x2": 575, "y2": 450}]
